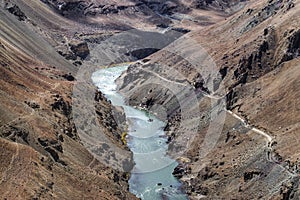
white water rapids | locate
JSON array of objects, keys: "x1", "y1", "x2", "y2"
[{"x1": 92, "y1": 65, "x2": 187, "y2": 200}]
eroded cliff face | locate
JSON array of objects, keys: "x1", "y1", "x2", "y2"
[
  {"x1": 0, "y1": 0, "x2": 140, "y2": 199},
  {"x1": 42, "y1": 0, "x2": 245, "y2": 18},
  {"x1": 116, "y1": 0, "x2": 300, "y2": 199},
  {"x1": 0, "y1": 39, "x2": 137, "y2": 199},
  {"x1": 39, "y1": 0, "x2": 248, "y2": 31},
  {"x1": 0, "y1": 0, "x2": 200, "y2": 198},
  {"x1": 1, "y1": 0, "x2": 299, "y2": 199}
]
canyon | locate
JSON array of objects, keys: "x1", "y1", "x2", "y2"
[{"x1": 0, "y1": 0, "x2": 299, "y2": 199}]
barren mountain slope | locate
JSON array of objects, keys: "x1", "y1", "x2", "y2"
[
  {"x1": 117, "y1": 0, "x2": 300, "y2": 199},
  {"x1": 0, "y1": 0, "x2": 230, "y2": 198},
  {"x1": 1, "y1": 0, "x2": 298, "y2": 199},
  {"x1": 0, "y1": 1, "x2": 139, "y2": 199},
  {"x1": 40, "y1": 0, "x2": 247, "y2": 31}
]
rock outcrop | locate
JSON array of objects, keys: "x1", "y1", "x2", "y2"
[
  {"x1": 115, "y1": 0, "x2": 300, "y2": 199},
  {"x1": 69, "y1": 40, "x2": 90, "y2": 60},
  {"x1": 1, "y1": 0, "x2": 299, "y2": 199},
  {"x1": 5, "y1": 3, "x2": 27, "y2": 21},
  {"x1": 0, "y1": 1, "x2": 138, "y2": 199}
]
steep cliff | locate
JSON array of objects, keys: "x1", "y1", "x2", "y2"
[{"x1": 117, "y1": 0, "x2": 300, "y2": 199}]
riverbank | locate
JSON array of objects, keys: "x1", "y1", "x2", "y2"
[
  {"x1": 114, "y1": 46, "x2": 300, "y2": 199},
  {"x1": 92, "y1": 65, "x2": 187, "y2": 200}
]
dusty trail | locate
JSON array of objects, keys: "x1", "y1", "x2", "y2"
[
  {"x1": 0, "y1": 109, "x2": 34, "y2": 130},
  {"x1": 137, "y1": 65, "x2": 297, "y2": 177},
  {"x1": 140, "y1": 67, "x2": 188, "y2": 87},
  {"x1": 138, "y1": 65, "x2": 274, "y2": 143},
  {"x1": 0, "y1": 142, "x2": 19, "y2": 184},
  {"x1": 225, "y1": 110, "x2": 273, "y2": 142},
  {"x1": 0, "y1": 82, "x2": 61, "y2": 129}
]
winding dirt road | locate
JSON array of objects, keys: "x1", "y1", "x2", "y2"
[{"x1": 136, "y1": 64, "x2": 298, "y2": 177}]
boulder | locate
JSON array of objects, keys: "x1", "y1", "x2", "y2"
[
  {"x1": 6, "y1": 4, "x2": 27, "y2": 21},
  {"x1": 69, "y1": 41, "x2": 89, "y2": 60}
]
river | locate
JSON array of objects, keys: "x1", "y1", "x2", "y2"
[{"x1": 92, "y1": 64, "x2": 187, "y2": 200}]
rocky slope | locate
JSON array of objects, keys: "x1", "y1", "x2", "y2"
[
  {"x1": 1, "y1": 0, "x2": 224, "y2": 198},
  {"x1": 117, "y1": 0, "x2": 300, "y2": 199},
  {"x1": 0, "y1": 37, "x2": 137, "y2": 199},
  {"x1": 2, "y1": 0, "x2": 298, "y2": 199},
  {"x1": 40, "y1": 0, "x2": 247, "y2": 31},
  {"x1": 0, "y1": 0, "x2": 141, "y2": 199}
]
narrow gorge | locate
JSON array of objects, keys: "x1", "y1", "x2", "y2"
[{"x1": 0, "y1": 0, "x2": 300, "y2": 199}]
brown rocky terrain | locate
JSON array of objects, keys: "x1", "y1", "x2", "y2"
[
  {"x1": 0, "y1": 0, "x2": 139, "y2": 199},
  {"x1": 0, "y1": 37, "x2": 137, "y2": 199},
  {"x1": 117, "y1": 0, "x2": 300, "y2": 199},
  {"x1": 1, "y1": 0, "x2": 229, "y2": 199},
  {"x1": 1, "y1": 0, "x2": 299, "y2": 199}
]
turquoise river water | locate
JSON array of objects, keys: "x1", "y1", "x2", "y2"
[{"x1": 92, "y1": 65, "x2": 187, "y2": 200}]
